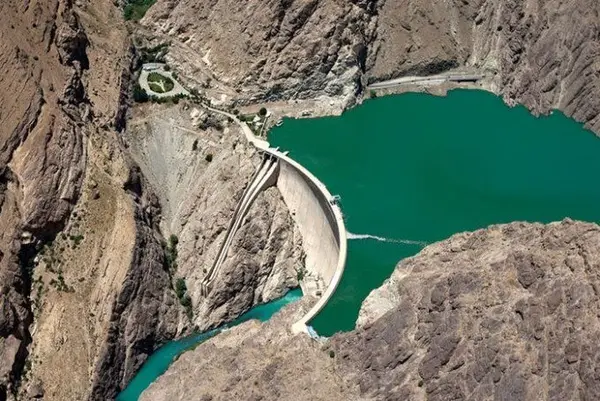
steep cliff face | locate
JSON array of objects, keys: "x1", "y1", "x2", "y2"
[
  {"x1": 471, "y1": 0, "x2": 600, "y2": 133},
  {"x1": 140, "y1": 0, "x2": 600, "y2": 133},
  {"x1": 140, "y1": 220, "x2": 600, "y2": 401},
  {"x1": 141, "y1": 296, "x2": 358, "y2": 401},
  {"x1": 368, "y1": 0, "x2": 600, "y2": 133},
  {"x1": 340, "y1": 219, "x2": 600, "y2": 400},
  {"x1": 0, "y1": 1, "x2": 183, "y2": 400},
  {"x1": 124, "y1": 103, "x2": 304, "y2": 332},
  {"x1": 140, "y1": 0, "x2": 377, "y2": 104},
  {"x1": 0, "y1": 0, "x2": 91, "y2": 397}
]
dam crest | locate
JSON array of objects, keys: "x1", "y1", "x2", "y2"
[{"x1": 200, "y1": 105, "x2": 347, "y2": 335}]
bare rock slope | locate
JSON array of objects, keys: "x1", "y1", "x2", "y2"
[
  {"x1": 141, "y1": 220, "x2": 600, "y2": 401},
  {"x1": 141, "y1": 0, "x2": 376, "y2": 103},
  {"x1": 124, "y1": 104, "x2": 304, "y2": 332},
  {"x1": 143, "y1": 0, "x2": 600, "y2": 133},
  {"x1": 0, "y1": 1, "x2": 182, "y2": 400},
  {"x1": 369, "y1": 0, "x2": 600, "y2": 133}
]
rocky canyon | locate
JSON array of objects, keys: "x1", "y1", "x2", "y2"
[{"x1": 0, "y1": 0, "x2": 599, "y2": 400}]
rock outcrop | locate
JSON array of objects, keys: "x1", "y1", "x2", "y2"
[
  {"x1": 0, "y1": 0, "x2": 93, "y2": 398},
  {"x1": 141, "y1": 296, "x2": 358, "y2": 401},
  {"x1": 124, "y1": 104, "x2": 304, "y2": 332},
  {"x1": 140, "y1": 220, "x2": 600, "y2": 401},
  {"x1": 140, "y1": 0, "x2": 376, "y2": 105},
  {"x1": 338, "y1": 219, "x2": 600, "y2": 400},
  {"x1": 0, "y1": 1, "x2": 182, "y2": 400},
  {"x1": 368, "y1": 0, "x2": 600, "y2": 133},
  {"x1": 141, "y1": 0, "x2": 600, "y2": 134}
]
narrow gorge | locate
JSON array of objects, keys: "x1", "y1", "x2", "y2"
[{"x1": 0, "y1": 0, "x2": 599, "y2": 401}]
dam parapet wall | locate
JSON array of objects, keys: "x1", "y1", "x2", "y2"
[{"x1": 260, "y1": 147, "x2": 347, "y2": 334}]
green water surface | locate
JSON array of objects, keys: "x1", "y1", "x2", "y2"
[
  {"x1": 269, "y1": 89, "x2": 600, "y2": 336},
  {"x1": 116, "y1": 289, "x2": 303, "y2": 401}
]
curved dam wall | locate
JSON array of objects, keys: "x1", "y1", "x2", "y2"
[
  {"x1": 196, "y1": 106, "x2": 346, "y2": 335},
  {"x1": 261, "y1": 147, "x2": 347, "y2": 334}
]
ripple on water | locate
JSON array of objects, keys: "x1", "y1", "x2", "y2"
[{"x1": 269, "y1": 89, "x2": 600, "y2": 336}]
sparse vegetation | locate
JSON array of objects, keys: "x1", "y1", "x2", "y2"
[
  {"x1": 133, "y1": 83, "x2": 149, "y2": 103},
  {"x1": 296, "y1": 265, "x2": 307, "y2": 281},
  {"x1": 370, "y1": 89, "x2": 378, "y2": 98},
  {"x1": 165, "y1": 234, "x2": 179, "y2": 271},
  {"x1": 148, "y1": 93, "x2": 186, "y2": 105},
  {"x1": 70, "y1": 234, "x2": 84, "y2": 247},
  {"x1": 175, "y1": 278, "x2": 187, "y2": 299},
  {"x1": 180, "y1": 294, "x2": 192, "y2": 309},
  {"x1": 123, "y1": 0, "x2": 156, "y2": 21},
  {"x1": 174, "y1": 277, "x2": 193, "y2": 319},
  {"x1": 138, "y1": 43, "x2": 169, "y2": 63},
  {"x1": 50, "y1": 269, "x2": 74, "y2": 293},
  {"x1": 198, "y1": 115, "x2": 224, "y2": 131},
  {"x1": 33, "y1": 277, "x2": 44, "y2": 312},
  {"x1": 189, "y1": 88, "x2": 201, "y2": 98}
]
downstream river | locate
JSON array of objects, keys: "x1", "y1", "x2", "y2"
[
  {"x1": 118, "y1": 89, "x2": 600, "y2": 398},
  {"x1": 269, "y1": 89, "x2": 600, "y2": 336},
  {"x1": 117, "y1": 289, "x2": 302, "y2": 401}
]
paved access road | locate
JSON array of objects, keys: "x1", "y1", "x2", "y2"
[{"x1": 367, "y1": 72, "x2": 485, "y2": 90}]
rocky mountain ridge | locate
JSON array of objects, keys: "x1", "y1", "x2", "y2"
[
  {"x1": 141, "y1": 219, "x2": 600, "y2": 401},
  {"x1": 0, "y1": 0, "x2": 103, "y2": 398},
  {"x1": 142, "y1": 0, "x2": 600, "y2": 133}
]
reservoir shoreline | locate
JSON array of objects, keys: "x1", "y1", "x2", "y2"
[{"x1": 270, "y1": 88, "x2": 600, "y2": 335}]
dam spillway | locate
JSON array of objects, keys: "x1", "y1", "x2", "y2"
[{"x1": 201, "y1": 154, "x2": 279, "y2": 296}]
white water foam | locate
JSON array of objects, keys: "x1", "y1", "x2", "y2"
[{"x1": 347, "y1": 231, "x2": 428, "y2": 247}]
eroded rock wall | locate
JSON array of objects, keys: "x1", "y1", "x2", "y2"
[
  {"x1": 140, "y1": 220, "x2": 600, "y2": 401},
  {"x1": 0, "y1": 0, "x2": 93, "y2": 397},
  {"x1": 124, "y1": 104, "x2": 304, "y2": 332},
  {"x1": 140, "y1": 0, "x2": 377, "y2": 104},
  {"x1": 141, "y1": 0, "x2": 600, "y2": 133},
  {"x1": 369, "y1": 0, "x2": 600, "y2": 133},
  {"x1": 0, "y1": 1, "x2": 183, "y2": 400}
]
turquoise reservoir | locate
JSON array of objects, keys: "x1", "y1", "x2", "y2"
[
  {"x1": 269, "y1": 89, "x2": 600, "y2": 336},
  {"x1": 116, "y1": 289, "x2": 303, "y2": 401}
]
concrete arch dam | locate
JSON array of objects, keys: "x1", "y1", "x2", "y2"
[
  {"x1": 200, "y1": 144, "x2": 346, "y2": 335},
  {"x1": 196, "y1": 103, "x2": 346, "y2": 334},
  {"x1": 262, "y1": 147, "x2": 347, "y2": 334}
]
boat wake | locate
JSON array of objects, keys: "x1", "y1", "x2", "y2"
[{"x1": 347, "y1": 231, "x2": 428, "y2": 247}]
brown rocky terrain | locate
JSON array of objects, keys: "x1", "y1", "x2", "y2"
[
  {"x1": 142, "y1": 0, "x2": 600, "y2": 133},
  {"x1": 140, "y1": 0, "x2": 375, "y2": 105},
  {"x1": 2, "y1": 0, "x2": 600, "y2": 400},
  {"x1": 0, "y1": 1, "x2": 191, "y2": 400},
  {"x1": 0, "y1": 0, "x2": 134, "y2": 399},
  {"x1": 1, "y1": 1, "x2": 304, "y2": 400},
  {"x1": 141, "y1": 219, "x2": 600, "y2": 401},
  {"x1": 123, "y1": 103, "x2": 304, "y2": 331}
]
